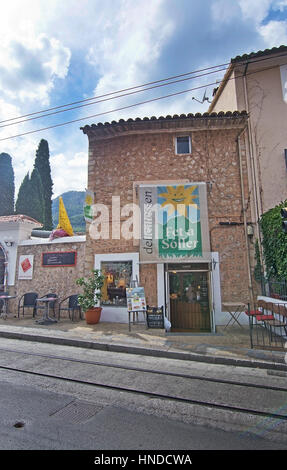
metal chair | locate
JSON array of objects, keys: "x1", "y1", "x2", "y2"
[
  {"x1": 18, "y1": 292, "x2": 38, "y2": 317},
  {"x1": 58, "y1": 295, "x2": 82, "y2": 321},
  {"x1": 35, "y1": 293, "x2": 58, "y2": 318}
]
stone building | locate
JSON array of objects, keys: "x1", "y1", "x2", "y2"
[
  {"x1": 81, "y1": 110, "x2": 255, "y2": 332},
  {"x1": 0, "y1": 214, "x2": 86, "y2": 315}
]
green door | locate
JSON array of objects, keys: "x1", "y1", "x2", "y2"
[{"x1": 169, "y1": 270, "x2": 211, "y2": 332}]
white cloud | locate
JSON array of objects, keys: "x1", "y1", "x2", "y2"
[
  {"x1": 238, "y1": 0, "x2": 272, "y2": 22},
  {"x1": 0, "y1": 34, "x2": 71, "y2": 104},
  {"x1": 211, "y1": 0, "x2": 241, "y2": 25},
  {"x1": 51, "y1": 151, "x2": 88, "y2": 197},
  {"x1": 1, "y1": 0, "x2": 287, "y2": 205},
  {"x1": 87, "y1": 0, "x2": 174, "y2": 100},
  {"x1": 259, "y1": 20, "x2": 287, "y2": 46}
]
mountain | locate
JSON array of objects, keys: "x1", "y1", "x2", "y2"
[{"x1": 52, "y1": 191, "x2": 86, "y2": 233}]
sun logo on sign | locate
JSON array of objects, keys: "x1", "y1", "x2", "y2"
[
  {"x1": 158, "y1": 185, "x2": 198, "y2": 217},
  {"x1": 85, "y1": 194, "x2": 93, "y2": 206}
]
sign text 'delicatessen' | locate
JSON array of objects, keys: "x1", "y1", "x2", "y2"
[{"x1": 139, "y1": 183, "x2": 210, "y2": 263}]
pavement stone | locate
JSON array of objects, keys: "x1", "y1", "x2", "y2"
[{"x1": 0, "y1": 314, "x2": 286, "y2": 371}]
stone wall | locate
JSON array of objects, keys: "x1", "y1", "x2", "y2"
[
  {"x1": 83, "y1": 114, "x2": 254, "y2": 306},
  {"x1": 14, "y1": 237, "x2": 85, "y2": 318}
]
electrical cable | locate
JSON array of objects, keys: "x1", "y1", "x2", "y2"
[
  {"x1": 0, "y1": 66, "x2": 228, "y2": 129},
  {"x1": 1, "y1": 51, "x2": 287, "y2": 141},
  {"x1": 0, "y1": 62, "x2": 229, "y2": 125},
  {"x1": 0, "y1": 79, "x2": 226, "y2": 141},
  {"x1": 1, "y1": 49, "x2": 287, "y2": 127}
]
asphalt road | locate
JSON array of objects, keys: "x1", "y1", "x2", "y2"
[{"x1": 0, "y1": 337, "x2": 286, "y2": 453}]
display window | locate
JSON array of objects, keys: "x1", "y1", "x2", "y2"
[{"x1": 101, "y1": 261, "x2": 132, "y2": 306}]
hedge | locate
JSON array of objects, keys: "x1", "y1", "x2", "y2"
[{"x1": 260, "y1": 199, "x2": 287, "y2": 280}]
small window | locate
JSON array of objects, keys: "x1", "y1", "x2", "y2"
[
  {"x1": 101, "y1": 260, "x2": 132, "y2": 307},
  {"x1": 176, "y1": 136, "x2": 191, "y2": 154}
]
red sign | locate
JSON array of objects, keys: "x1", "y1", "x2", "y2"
[{"x1": 21, "y1": 258, "x2": 32, "y2": 272}]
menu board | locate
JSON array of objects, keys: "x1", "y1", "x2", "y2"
[
  {"x1": 146, "y1": 306, "x2": 164, "y2": 328},
  {"x1": 42, "y1": 251, "x2": 77, "y2": 267},
  {"x1": 126, "y1": 287, "x2": 146, "y2": 312}
]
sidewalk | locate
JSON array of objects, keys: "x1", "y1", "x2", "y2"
[{"x1": 0, "y1": 314, "x2": 286, "y2": 371}]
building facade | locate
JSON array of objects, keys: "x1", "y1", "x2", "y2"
[
  {"x1": 209, "y1": 45, "x2": 287, "y2": 217},
  {"x1": 82, "y1": 111, "x2": 255, "y2": 331}
]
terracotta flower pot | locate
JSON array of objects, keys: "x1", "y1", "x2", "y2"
[{"x1": 85, "y1": 307, "x2": 102, "y2": 324}]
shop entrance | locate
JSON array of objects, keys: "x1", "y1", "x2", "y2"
[{"x1": 167, "y1": 263, "x2": 211, "y2": 332}]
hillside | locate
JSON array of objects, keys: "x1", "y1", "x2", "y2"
[{"x1": 52, "y1": 190, "x2": 86, "y2": 233}]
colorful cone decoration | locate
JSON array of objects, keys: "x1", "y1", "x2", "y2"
[{"x1": 57, "y1": 196, "x2": 74, "y2": 236}]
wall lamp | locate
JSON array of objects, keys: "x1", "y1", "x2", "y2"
[{"x1": 4, "y1": 236, "x2": 14, "y2": 247}]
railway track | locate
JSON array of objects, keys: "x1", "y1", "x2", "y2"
[{"x1": 1, "y1": 346, "x2": 287, "y2": 423}]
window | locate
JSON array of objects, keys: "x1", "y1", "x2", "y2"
[
  {"x1": 101, "y1": 260, "x2": 132, "y2": 306},
  {"x1": 176, "y1": 136, "x2": 191, "y2": 154}
]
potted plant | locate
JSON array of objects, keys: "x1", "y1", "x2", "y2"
[{"x1": 76, "y1": 269, "x2": 105, "y2": 324}]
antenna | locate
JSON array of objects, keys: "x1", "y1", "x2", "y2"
[{"x1": 192, "y1": 89, "x2": 211, "y2": 104}]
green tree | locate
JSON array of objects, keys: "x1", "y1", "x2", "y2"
[
  {"x1": 29, "y1": 168, "x2": 45, "y2": 223},
  {"x1": 15, "y1": 173, "x2": 30, "y2": 216},
  {"x1": 260, "y1": 199, "x2": 287, "y2": 280},
  {"x1": 34, "y1": 139, "x2": 53, "y2": 230},
  {"x1": 0, "y1": 152, "x2": 15, "y2": 215},
  {"x1": 15, "y1": 170, "x2": 45, "y2": 224}
]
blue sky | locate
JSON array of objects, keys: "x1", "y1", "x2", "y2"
[{"x1": 0, "y1": 0, "x2": 287, "y2": 198}]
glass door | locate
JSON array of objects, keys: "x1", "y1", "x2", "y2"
[{"x1": 168, "y1": 270, "x2": 211, "y2": 332}]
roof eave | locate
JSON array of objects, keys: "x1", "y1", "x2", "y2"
[{"x1": 208, "y1": 63, "x2": 234, "y2": 113}]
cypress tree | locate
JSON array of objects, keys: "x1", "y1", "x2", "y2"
[
  {"x1": 15, "y1": 173, "x2": 30, "y2": 216},
  {"x1": 29, "y1": 168, "x2": 45, "y2": 223},
  {"x1": 15, "y1": 170, "x2": 45, "y2": 224},
  {"x1": 34, "y1": 139, "x2": 53, "y2": 230},
  {"x1": 0, "y1": 152, "x2": 15, "y2": 215}
]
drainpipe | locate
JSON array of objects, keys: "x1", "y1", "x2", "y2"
[
  {"x1": 242, "y1": 63, "x2": 264, "y2": 266},
  {"x1": 237, "y1": 127, "x2": 254, "y2": 307}
]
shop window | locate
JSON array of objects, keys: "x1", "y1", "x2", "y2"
[
  {"x1": 175, "y1": 136, "x2": 191, "y2": 154},
  {"x1": 101, "y1": 260, "x2": 132, "y2": 307}
]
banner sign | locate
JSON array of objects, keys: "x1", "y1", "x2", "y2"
[
  {"x1": 83, "y1": 189, "x2": 95, "y2": 223},
  {"x1": 18, "y1": 255, "x2": 34, "y2": 280},
  {"x1": 139, "y1": 183, "x2": 210, "y2": 263}
]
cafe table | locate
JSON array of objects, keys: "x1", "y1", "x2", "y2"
[
  {"x1": 222, "y1": 302, "x2": 246, "y2": 329},
  {"x1": 0, "y1": 295, "x2": 17, "y2": 319},
  {"x1": 35, "y1": 297, "x2": 58, "y2": 325}
]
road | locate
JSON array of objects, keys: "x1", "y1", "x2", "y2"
[{"x1": 0, "y1": 337, "x2": 287, "y2": 454}]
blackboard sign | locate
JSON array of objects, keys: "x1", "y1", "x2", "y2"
[
  {"x1": 42, "y1": 251, "x2": 77, "y2": 267},
  {"x1": 146, "y1": 306, "x2": 164, "y2": 328}
]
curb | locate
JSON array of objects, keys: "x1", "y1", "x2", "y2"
[{"x1": 0, "y1": 328, "x2": 287, "y2": 372}]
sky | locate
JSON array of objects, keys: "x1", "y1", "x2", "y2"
[{"x1": 0, "y1": 0, "x2": 287, "y2": 199}]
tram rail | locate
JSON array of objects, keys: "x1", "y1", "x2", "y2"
[{"x1": 0, "y1": 346, "x2": 287, "y2": 423}]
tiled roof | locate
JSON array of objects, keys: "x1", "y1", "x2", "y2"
[
  {"x1": 209, "y1": 45, "x2": 287, "y2": 112},
  {"x1": 231, "y1": 45, "x2": 287, "y2": 63},
  {"x1": 0, "y1": 214, "x2": 42, "y2": 226},
  {"x1": 81, "y1": 110, "x2": 248, "y2": 134}
]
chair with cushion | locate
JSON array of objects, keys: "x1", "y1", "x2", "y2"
[
  {"x1": 35, "y1": 293, "x2": 58, "y2": 318},
  {"x1": 58, "y1": 294, "x2": 82, "y2": 321},
  {"x1": 18, "y1": 292, "x2": 38, "y2": 317}
]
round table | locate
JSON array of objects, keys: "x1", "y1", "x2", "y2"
[{"x1": 35, "y1": 297, "x2": 58, "y2": 325}]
